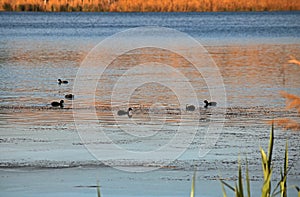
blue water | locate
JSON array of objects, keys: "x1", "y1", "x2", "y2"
[
  {"x1": 0, "y1": 11, "x2": 300, "y2": 108},
  {"x1": 0, "y1": 11, "x2": 300, "y2": 40}
]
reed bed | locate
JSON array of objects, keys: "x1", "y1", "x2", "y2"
[{"x1": 1, "y1": 0, "x2": 300, "y2": 12}]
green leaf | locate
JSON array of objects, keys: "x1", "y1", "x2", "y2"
[
  {"x1": 273, "y1": 166, "x2": 293, "y2": 196},
  {"x1": 246, "y1": 158, "x2": 251, "y2": 197},
  {"x1": 281, "y1": 141, "x2": 288, "y2": 197},
  {"x1": 238, "y1": 160, "x2": 244, "y2": 197},
  {"x1": 261, "y1": 170, "x2": 272, "y2": 197},
  {"x1": 272, "y1": 169, "x2": 283, "y2": 196},
  {"x1": 235, "y1": 182, "x2": 239, "y2": 197},
  {"x1": 280, "y1": 181, "x2": 286, "y2": 197},
  {"x1": 284, "y1": 141, "x2": 288, "y2": 175},
  {"x1": 221, "y1": 180, "x2": 228, "y2": 197},
  {"x1": 260, "y1": 125, "x2": 274, "y2": 197},
  {"x1": 260, "y1": 147, "x2": 269, "y2": 179},
  {"x1": 190, "y1": 171, "x2": 196, "y2": 197},
  {"x1": 295, "y1": 186, "x2": 300, "y2": 197},
  {"x1": 267, "y1": 123, "x2": 274, "y2": 171}
]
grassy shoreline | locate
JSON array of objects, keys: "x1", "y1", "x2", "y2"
[{"x1": 1, "y1": 0, "x2": 300, "y2": 12}]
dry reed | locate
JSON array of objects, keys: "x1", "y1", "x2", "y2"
[{"x1": 1, "y1": 0, "x2": 300, "y2": 12}]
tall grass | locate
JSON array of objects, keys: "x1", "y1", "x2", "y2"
[
  {"x1": 220, "y1": 124, "x2": 300, "y2": 197},
  {"x1": 2, "y1": 0, "x2": 300, "y2": 12}
]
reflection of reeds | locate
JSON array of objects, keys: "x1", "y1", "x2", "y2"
[
  {"x1": 273, "y1": 57, "x2": 300, "y2": 131},
  {"x1": 288, "y1": 56, "x2": 300, "y2": 66},
  {"x1": 272, "y1": 91, "x2": 300, "y2": 131},
  {"x1": 280, "y1": 91, "x2": 300, "y2": 113},
  {"x1": 273, "y1": 118, "x2": 300, "y2": 131}
]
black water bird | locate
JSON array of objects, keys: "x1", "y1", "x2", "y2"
[
  {"x1": 204, "y1": 100, "x2": 217, "y2": 108},
  {"x1": 65, "y1": 94, "x2": 74, "y2": 100},
  {"x1": 117, "y1": 107, "x2": 133, "y2": 118},
  {"x1": 51, "y1": 100, "x2": 64, "y2": 108},
  {"x1": 58, "y1": 79, "x2": 68, "y2": 84},
  {"x1": 186, "y1": 104, "x2": 196, "y2": 111}
]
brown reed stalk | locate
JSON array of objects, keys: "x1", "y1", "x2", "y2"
[{"x1": 1, "y1": 0, "x2": 300, "y2": 12}]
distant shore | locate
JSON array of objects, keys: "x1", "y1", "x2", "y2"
[{"x1": 1, "y1": 0, "x2": 300, "y2": 12}]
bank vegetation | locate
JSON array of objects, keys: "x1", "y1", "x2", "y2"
[{"x1": 1, "y1": 0, "x2": 300, "y2": 12}]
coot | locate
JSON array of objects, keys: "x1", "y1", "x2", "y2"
[
  {"x1": 117, "y1": 107, "x2": 133, "y2": 118},
  {"x1": 186, "y1": 104, "x2": 196, "y2": 111},
  {"x1": 58, "y1": 79, "x2": 68, "y2": 84},
  {"x1": 65, "y1": 94, "x2": 74, "y2": 100},
  {"x1": 204, "y1": 100, "x2": 217, "y2": 108},
  {"x1": 51, "y1": 100, "x2": 64, "y2": 108}
]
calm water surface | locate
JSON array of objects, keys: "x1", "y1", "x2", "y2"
[{"x1": 0, "y1": 12, "x2": 299, "y2": 197}]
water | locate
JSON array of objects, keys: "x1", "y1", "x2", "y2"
[
  {"x1": 1, "y1": 12, "x2": 300, "y2": 108},
  {"x1": 1, "y1": 12, "x2": 300, "y2": 39},
  {"x1": 0, "y1": 12, "x2": 300, "y2": 197}
]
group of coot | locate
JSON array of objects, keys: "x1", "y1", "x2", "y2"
[
  {"x1": 118, "y1": 100, "x2": 217, "y2": 118},
  {"x1": 186, "y1": 100, "x2": 217, "y2": 111},
  {"x1": 52, "y1": 78, "x2": 215, "y2": 115},
  {"x1": 50, "y1": 79, "x2": 74, "y2": 108}
]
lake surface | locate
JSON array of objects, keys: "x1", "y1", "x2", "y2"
[{"x1": 0, "y1": 12, "x2": 299, "y2": 197}]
